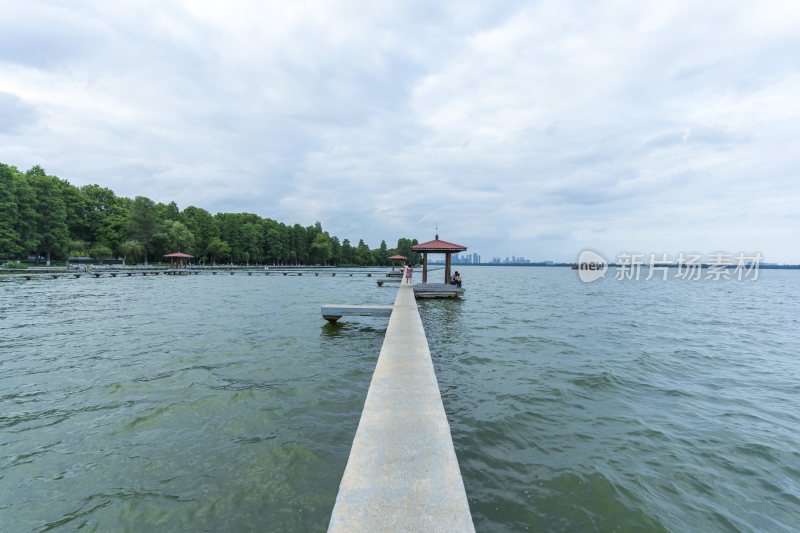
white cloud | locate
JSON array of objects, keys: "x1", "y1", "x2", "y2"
[{"x1": 0, "y1": 0, "x2": 798, "y2": 261}]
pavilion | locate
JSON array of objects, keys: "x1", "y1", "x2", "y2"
[
  {"x1": 387, "y1": 254, "x2": 407, "y2": 274},
  {"x1": 164, "y1": 252, "x2": 193, "y2": 269},
  {"x1": 411, "y1": 235, "x2": 467, "y2": 297}
]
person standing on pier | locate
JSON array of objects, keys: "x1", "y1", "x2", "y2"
[{"x1": 405, "y1": 265, "x2": 413, "y2": 285}]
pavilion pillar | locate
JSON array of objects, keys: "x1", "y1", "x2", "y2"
[
  {"x1": 423, "y1": 253, "x2": 428, "y2": 283},
  {"x1": 445, "y1": 253, "x2": 451, "y2": 284}
]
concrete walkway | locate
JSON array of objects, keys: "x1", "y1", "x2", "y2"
[{"x1": 328, "y1": 284, "x2": 474, "y2": 532}]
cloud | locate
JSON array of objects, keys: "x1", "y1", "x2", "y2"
[
  {"x1": 0, "y1": 0, "x2": 798, "y2": 261},
  {"x1": 0, "y1": 2, "x2": 110, "y2": 70},
  {"x1": 0, "y1": 92, "x2": 38, "y2": 134}
]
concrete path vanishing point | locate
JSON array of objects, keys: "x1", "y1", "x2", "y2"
[{"x1": 328, "y1": 283, "x2": 474, "y2": 532}]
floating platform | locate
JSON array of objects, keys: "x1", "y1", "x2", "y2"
[
  {"x1": 412, "y1": 283, "x2": 465, "y2": 298},
  {"x1": 321, "y1": 305, "x2": 393, "y2": 322}
]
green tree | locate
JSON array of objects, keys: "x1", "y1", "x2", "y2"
[
  {"x1": 330, "y1": 236, "x2": 341, "y2": 265},
  {"x1": 277, "y1": 224, "x2": 292, "y2": 264},
  {"x1": 82, "y1": 184, "x2": 128, "y2": 255},
  {"x1": 0, "y1": 164, "x2": 21, "y2": 258},
  {"x1": 58, "y1": 179, "x2": 88, "y2": 243},
  {"x1": 309, "y1": 232, "x2": 332, "y2": 265},
  {"x1": 341, "y1": 238, "x2": 355, "y2": 265},
  {"x1": 148, "y1": 220, "x2": 195, "y2": 260},
  {"x1": 2, "y1": 159, "x2": 421, "y2": 270},
  {"x1": 216, "y1": 213, "x2": 246, "y2": 263},
  {"x1": 96, "y1": 210, "x2": 129, "y2": 257},
  {"x1": 28, "y1": 167, "x2": 69, "y2": 265},
  {"x1": 88, "y1": 244, "x2": 113, "y2": 264},
  {"x1": 410, "y1": 238, "x2": 420, "y2": 264},
  {"x1": 67, "y1": 239, "x2": 89, "y2": 264},
  {"x1": 397, "y1": 238, "x2": 421, "y2": 265},
  {"x1": 13, "y1": 169, "x2": 39, "y2": 260},
  {"x1": 356, "y1": 239, "x2": 372, "y2": 266},
  {"x1": 157, "y1": 201, "x2": 181, "y2": 222},
  {"x1": 240, "y1": 222, "x2": 262, "y2": 264},
  {"x1": 167, "y1": 221, "x2": 195, "y2": 254},
  {"x1": 397, "y1": 238, "x2": 412, "y2": 260},
  {"x1": 150, "y1": 224, "x2": 170, "y2": 260},
  {"x1": 128, "y1": 196, "x2": 159, "y2": 265},
  {"x1": 305, "y1": 221, "x2": 323, "y2": 258},
  {"x1": 263, "y1": 226, "x2": 283, "y2": 265},
  {"x1": 182, "y1": 206, "x2": 218, "y2": 258},
  {"x1": 374, "y1": 240, "x2": 388, "y2": 266},
  {"x1": 119, "y1": 240, "x2": 142, "y2": 265},
  {"x1": 205, "y1": 237, "x2": 231, "y2": 265},
  {"x1": 291, "y1": 224, "x2": 308, "y2": 265}
]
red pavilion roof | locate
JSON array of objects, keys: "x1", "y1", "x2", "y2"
[
  {"x1": 164, "y1": 252, "x2": 194, "y2": 258},
  {"x1": 412, "y1": 238, "x2": 467, "y2": 253},
  {"x1": 388, "y1": 254, "x2": 407, "y2": 260}
]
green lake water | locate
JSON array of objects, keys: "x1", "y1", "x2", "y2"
[{"x1": 1, "y1": 267, "x2": 799, "y2": 531}]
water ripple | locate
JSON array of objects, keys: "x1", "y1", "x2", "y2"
[
  {"x1": 421, "y1": 267, "x2": 800, "y2": 532},
  {"x1": 0, "y1": 273, "x2": 386, "y2": 532}
]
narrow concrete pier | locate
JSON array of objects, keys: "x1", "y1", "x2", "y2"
[
  {"x1": 328, "y1": 284, "x2": 474, "y2": 532},
  {"x1": 322, "y1": 305, "x2": 393, "y2": 322}
]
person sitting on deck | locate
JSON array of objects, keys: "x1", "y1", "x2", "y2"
[{"x1": 451, "y1": 271, "x2": 462, "y2": 287}]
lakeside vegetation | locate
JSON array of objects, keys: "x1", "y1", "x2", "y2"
[{"x1": 0, "y1": 163, "x2": 421, "y2": 266}]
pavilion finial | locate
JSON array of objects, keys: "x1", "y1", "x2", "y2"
[{"x1": 435, "y1": 225, "x2": 438, "y2": 240}]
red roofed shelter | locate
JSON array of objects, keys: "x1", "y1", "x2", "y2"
[
  {"x1": 387, "y1": 254, "x2": 407, "y2": 272},
  {"x1": 411, "y1": 235, "x2": 467, "y2": 284},
  {"x1": 164, "y1": 252, "x2": 193, "y2": 269}
]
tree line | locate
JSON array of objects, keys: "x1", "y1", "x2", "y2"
[{"x1": 0, "y1": 163, "x2": 422, "y2": 266}]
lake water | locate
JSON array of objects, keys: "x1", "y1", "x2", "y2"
[{"x1": 1, "y1": 267, "x2": 799, "y2": 532}]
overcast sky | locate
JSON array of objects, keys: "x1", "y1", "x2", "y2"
[{"x1": 1, "y1": 1, "x2": 799, "y2": 262}]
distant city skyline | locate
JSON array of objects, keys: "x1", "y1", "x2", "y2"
[{"x1": 428, "y1": 251, "x2": 798, "y2": 266}]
